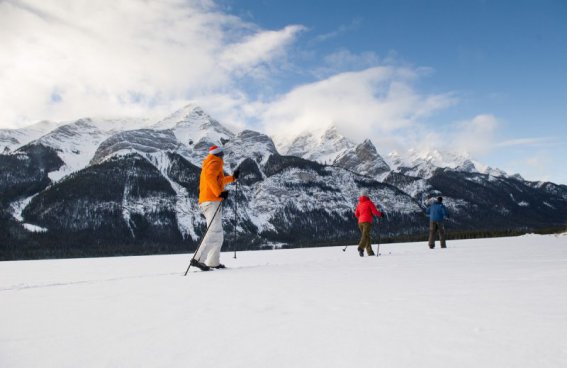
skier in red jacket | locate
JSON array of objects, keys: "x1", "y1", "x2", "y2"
[{"x1": 354, "y1": 190, "x2": 383, "y2": 257}]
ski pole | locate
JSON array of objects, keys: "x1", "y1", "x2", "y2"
[
  {"x1": 376, "y1": 217, "x2": 382, "y2": 257},
  {"x1": 184, "y1": 202, "x2": 223, "y2": 276},
  {"x1": 233, "y1": 181, "x2": 239, "y2": 259}
]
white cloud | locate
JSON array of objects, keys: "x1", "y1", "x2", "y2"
[
  {"x1": 450, "y1": 114, "x2": 500, "y2": 156},
  {"x1": 504, "y1": 151, "x2": 554, "y2": 182},
  {"x1": 221, "y1": 25, "x2": 306, "y2": 73},
  {"x1": 253, "y1": 66, "x2": 457, "y2": 148},
  {"x1": 1, "y1": 1, "x2": 563, "y2": 185},
  {"x1": 496, "y1": 137, "x2": 556, "y2": 148},
  {"x1": 312, "y1": 18, "x2": 362, "y2": 43},
  {"x1": 313, "y1": 49, "x2": 382, "y2": 78},
  {"x1": 405, "y1": 114, "x2": 511, "y2": 160},
  {"x1": 0, "y1": 0, "x2": 464, "y2": 157},
  {"x1": 0, "y1": 0, "x2": 303, "y2": 128}
]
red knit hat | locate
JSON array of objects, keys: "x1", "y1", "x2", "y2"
[{"x1": 209, "y1": 145, "x2": 223, "y2": 155}]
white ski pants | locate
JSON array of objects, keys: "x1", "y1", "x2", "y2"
[{"x1": 195, "y1": 201, "x2": 223, "y2": 267}]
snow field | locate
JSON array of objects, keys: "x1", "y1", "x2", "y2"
[{"x1": 1, "y1": 234, "x2": 566, "y2": 368}]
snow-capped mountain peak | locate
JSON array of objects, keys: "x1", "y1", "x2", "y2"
[
  {"x1": 387, "y1": 149, "x2": 475, "y2": 178},
  {"x1": 225, "y1": 129, "x2": 279, "y2": 168},
  {"x1": 3, "y1": 103, "x2": 567, "y2": 266},
  {"x1": 278, "y1": 123, "x2": 355, "y2": 164},
  {"x1": 154, "y1": 104, "x2": 229, "y2": 132},
  {"x1": 334, "y1": 139, "x2": 391, "y2": 179},
  {"x1": 410, "y1": 149, "x2": 471, "y2": 168},
  {"x1": 153, "y1": 104, "x2": 234, "y2": 151},
  {"x1": 0, "y1": 120, "x2": 62, "y2": 152},
  {"x1": 387, "y1": 148, "x2": 511, "y2": 179},
  {"x1": 19, "y1": 117, "x2": 151, "y2": 182},
  {"x1": 152, "y1": 104, "x2": 200, "y2": 128}
]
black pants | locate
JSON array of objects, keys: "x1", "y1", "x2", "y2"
[
  {"x1": 428, "y1": 221, "x2": 446, "y2": 248},
  {"x1": 358, "y1": 222, "x2": 375, "y2": 255}
]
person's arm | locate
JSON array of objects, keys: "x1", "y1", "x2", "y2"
[
  {"x1": 425, "y1": 206, "x2": 431, "y2": 217},
  {"x1": 222, "y1": 166, "x2": 238, "y2": 185},
  {"x1": 222, "y1": 175, "x2": 235, "y2": 186},
  {"x1": 355, "y1": 205, "x2": 360, "y2": 218},
  {"x1": 370, "y1": 201, "x2": 383, "y2": 218}
]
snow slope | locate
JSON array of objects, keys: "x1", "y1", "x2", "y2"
[
  {"x1": 1, "y1": 235, "x2": 566, "y2": 368},
  {"x1": 387, "y1": 149, "x2": 508, "y2": 178},
  {"x1": 0, "y1": 120, "x2": 61, "y2": 152},
  {"x1": 153, "y1": 104, "x2": 234, "y2": 154},
  {"x1": 277, "y1": 124, "x2": 355, "y2": 164},
  {"x1": 33, "y1": 117, "x2": 151, "y2": 181}
]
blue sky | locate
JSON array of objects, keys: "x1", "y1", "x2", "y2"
[
  {"x1": 1, "y1": 0, "x2": 565, "y2": 183},
  {"x1": 218, "y1": 0, "x2": 567, "y2": 182}
]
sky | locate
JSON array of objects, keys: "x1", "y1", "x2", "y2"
[{"x1": 0, "y1": 0, "x2": 566, "y2": 183}]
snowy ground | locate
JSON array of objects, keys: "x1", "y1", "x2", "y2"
[{"x1": 1, "y1": 234, "x2": 566, "y2": 368}]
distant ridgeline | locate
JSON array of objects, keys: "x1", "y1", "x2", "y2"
[{"x1": 2, "y1": 105, "x2": 567, "y2": 260}]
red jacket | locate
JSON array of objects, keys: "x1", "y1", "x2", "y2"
[{"x1": 355, "y1": 196, "x2": 382, "y2": 223}]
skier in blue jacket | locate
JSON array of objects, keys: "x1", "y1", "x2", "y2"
[{"x1": 426, "y1": 196, "x2": 448, "y2": 249}]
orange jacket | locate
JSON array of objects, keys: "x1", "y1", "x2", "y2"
[{"x1": 199, "y1": 154, "x2": 234, "y2": 203}]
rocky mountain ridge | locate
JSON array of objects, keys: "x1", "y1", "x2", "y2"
[{"x1": 1, "y1": 105, "x2": 566, "y2": 260}]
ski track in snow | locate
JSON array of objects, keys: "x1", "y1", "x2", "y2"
[
  {"x1": 1, "y1": 234, "x2": 567, "y2": 368},
  {"x1": 0, "y1": 265, "x2": 275, "y2": 292},
  {"x1": 0, "y1": 272, "x2": 179, "y2": 292}
]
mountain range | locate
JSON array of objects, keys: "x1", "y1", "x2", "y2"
[{"x1": 1, "y1": 104, "x2": 566, "y2": 260}]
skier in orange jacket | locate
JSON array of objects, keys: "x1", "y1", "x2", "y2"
[{"x1": 191, "y1": 145, "x2": 239, "y2": 271}]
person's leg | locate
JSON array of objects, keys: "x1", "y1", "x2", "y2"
[
  {"x1": 439, "y1": 222, "x2": 447, "y2": 248},
  {"x1": 204, "y1": 202, "x2": 224, "y2": 267},
  {"x1": 357, "y1": 223, "x2": 365, "y2": 255},
  {"x1": 195, "y1": 201, "x2": 223, "y2": 264},
  {"x1": 358, "y1": 223, "x2": 371, "y2": 256},
  {"x1": 428, "y1": 221, "x2": 437, "y2": 249},
  {"x1": 365, "y1": 222, "x2": 375, "y2": 256}
]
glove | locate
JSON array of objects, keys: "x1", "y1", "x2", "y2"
[
  {"x1": 220, "y1": 191, "x2": 229, "y2": 200},
  {"x1": 233, "y1": 169, "x2": 240, "y2": 180}
]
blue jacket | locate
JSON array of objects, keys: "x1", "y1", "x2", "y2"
[{"x1": 426, "y1": 201, "x2": 448, "y2": 222}]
